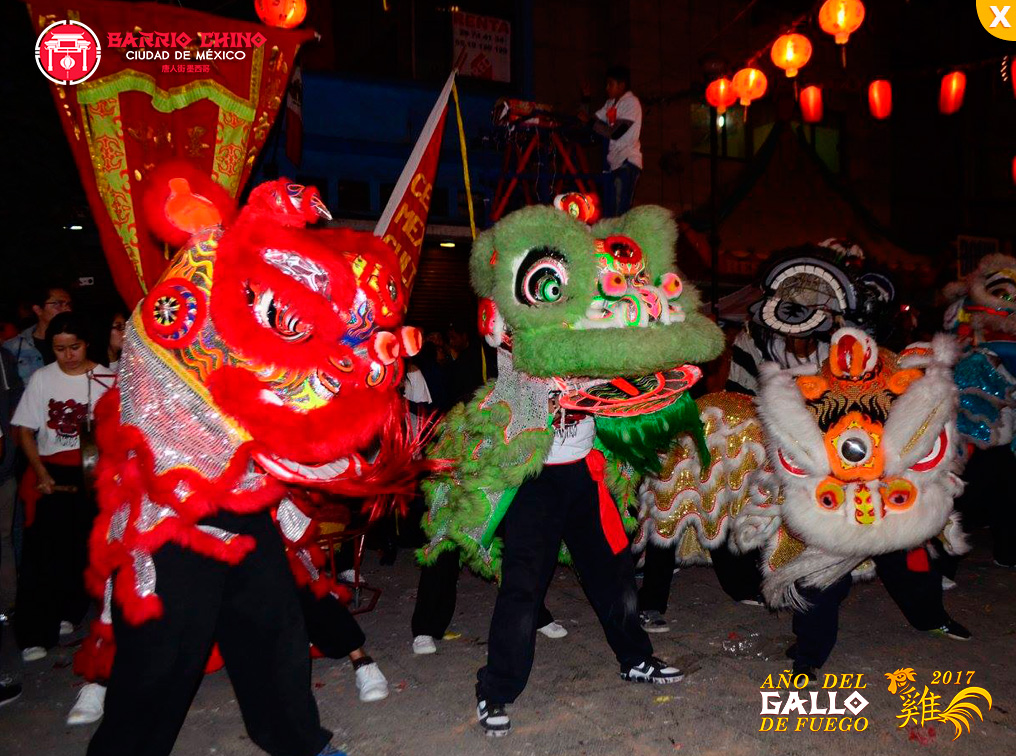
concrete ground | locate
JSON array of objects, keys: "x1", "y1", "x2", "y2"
[{"x1": 0, "y1": 532, "x2": 1012, "y2": 756}]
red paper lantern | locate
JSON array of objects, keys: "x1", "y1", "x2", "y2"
[
  {"x1": 732, "y1": 67, "x2": 767, "y2": 107},
  {"x1": 255, "y1": 0, "x2": 307, "y2": 29},
  {"x1": 771, "y1": 34, "x2": 813, "y2": 78},
  {"x1": 868, "y1": 80, "x2": 892, "y2": 119},
  {"x1": 939, "y1": 71, "x2": 966, "y2": 115},
  {"x1": 819, "y1": 0, "x2": 865, "y2": 45},
  {"x1": 1012, "y1": 156, "x2": 1016, "y2": 186},
  {"x1": 800, "y1": 86, "x2": 823, "y2": 123},
  {"x1": 705, "y1": 78, "x2": 738, "y2": 114}
]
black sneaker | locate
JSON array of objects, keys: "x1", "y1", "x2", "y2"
[
  {"x1": 476, "y1": 699, "x2": 511, "y2": 737},
  {"x1": 792, "y1": 662, "x2": 818, "y2": 687},
  {"x1": 929, "y1": 620, "x2": 971, "y2": 641},
  {"x1": 620, "y1": 657, "x2": 684, "y2": 684},
  {"x1": 639, "y1": 610, "x2": 670, "y2": 633},
  {"x1": 0, "y1": 682, "x2": 22, "y2": 708}
]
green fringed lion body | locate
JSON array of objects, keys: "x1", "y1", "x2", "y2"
[{"x1": 420, "y1": 202, "x2": 724, "y2": 580}]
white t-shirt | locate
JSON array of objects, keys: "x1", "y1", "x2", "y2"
[
  {"x1": 545, "y1": 414, "x2": 596, "y2": 465},
  {"x1": 12, "y1": 363, "x2": 115, "y2": 457},
  {"x1": 596, "y1": 90, "x2": 643, "y2": 171}
]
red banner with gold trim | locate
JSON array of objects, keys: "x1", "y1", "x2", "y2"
[{"x1": 24, "y1": 0, "x2": 313, "y2": 307}]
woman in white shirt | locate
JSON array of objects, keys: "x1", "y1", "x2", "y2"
[{"x1": 11, "y1": 312, "x2": 115, "y2": 664}]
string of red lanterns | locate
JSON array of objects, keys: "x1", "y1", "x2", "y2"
[{"x1": 702, "y1": 0, "x2": 991, "y2": 125}]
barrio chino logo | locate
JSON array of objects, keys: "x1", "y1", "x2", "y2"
[
  {"x1": 35, "y1": 20, "x2": 102, "y2": 85},
  {"x1": 977, "y1": 1, "x2": 1016, "y2": 40}
]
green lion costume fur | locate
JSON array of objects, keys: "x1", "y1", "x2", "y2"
[{"x1": 419, "y1": 201, "x2": 724, "y2": 578}]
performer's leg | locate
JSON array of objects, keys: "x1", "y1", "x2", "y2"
[
  {"x1": 300, "y1": 587, "x2": 366, "y2": 659},
  {"x1": 87, "y1": 544, "x2": 225, "y2": 756},
  {"x1": 790, "y1": 574, "x2": 852, "y2": 669},
  {"x1": 216, "y1": 513, "x2": 331, "y2": 756},
  {"x1": 710, "y1": 543, "x2": 763, "y2": 602},
  {"x1": 411, "y1": 548, "x2": 460, "y2": 638},
  {"x1": 561, "y1": 466, "x2": 654, "y2": 668},
  {"x1": 638, "y1": 541, "x2": 677, "y2": 614},
  {"x1": 874, "y1": 550, "x2": 949, "y2": 631},
  {"x1": 476, "y1": 469, "x2": 567, "y2": 705}
]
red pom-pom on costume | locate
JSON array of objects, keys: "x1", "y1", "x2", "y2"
[{"x1": 143, "y1": 162, "x2": 235, "y2": 248}]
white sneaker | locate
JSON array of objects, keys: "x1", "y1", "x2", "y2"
[
  {"x1": 354, "y1": 662, "x2": 389, "y2": 702},
  {"x1": 412, "y1": 635, "x2": 437, "y2": 655},
  {"x1": 537, "y1": 621, "x2": 568, "y2": 639},
  {"x1": 338, "y1": 569, "x2": 357, "y2": 583},
  {"x1": 59, "y1": 621, "x2": 75, "y2": 636},
  {"x1": 67, "y1": 683, "x2": 106, "y2": 725},
  {"x1": 942, "y1": 576, "x2": 957, "y2": 591},
  {"x1": 21, "y1": 647, "x2": 46, "y2": 663}
]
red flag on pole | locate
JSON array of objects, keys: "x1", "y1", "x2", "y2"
[{"x1": 375, "y1": 71, "x2": 455, "y2": 292}]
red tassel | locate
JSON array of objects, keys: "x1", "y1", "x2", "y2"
[{"x1": 585, "y1": 451, "x2": 629, "y2": 555}]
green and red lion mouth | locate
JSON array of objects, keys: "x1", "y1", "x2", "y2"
[{"x1": 555, "y1": 366, "x2": 711, "y2": 475}]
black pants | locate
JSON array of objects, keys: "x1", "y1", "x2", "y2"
[
  {"x1": 637, "y1": 541, "x2": 762, "y2": 614},
  {"x1": 300, "y1": 587, "x2": 365, "y2": 659},
  {"x1": 791, "y1": 549, "x2": 949, "y2": 668},
  {"x1": 88, "y1": 511, "x2": 331, "y2": 756},
  {"x1": 411, "y1": 547, "x2": 554, "y2": 638},
  {"x1": 15, "y1": 463, "x2": 95, "y2": 650},
  {"x1": 477, "y1": 461, "x2": 653, "y2": 705},
  {"x1": 955, "y1": 446, "x2": 1016, "y2": 566}
]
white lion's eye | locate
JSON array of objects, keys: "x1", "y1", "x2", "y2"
[{"x1": 837, "y1": 431, "x2": 872, "y2": 466}]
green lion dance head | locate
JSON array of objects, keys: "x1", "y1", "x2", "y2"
[
  {"x1": 468, "y1": 199, "x2": 724, "y2": 473},
  {"x1": 472, "y1": 202, "x2": 724, "y2": 378}
]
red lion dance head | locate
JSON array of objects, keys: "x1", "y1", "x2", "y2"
[{"x1": 88, "y1": 166, "x2": 423, "y2": 626}]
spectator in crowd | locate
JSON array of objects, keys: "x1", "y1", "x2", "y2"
[
  {"x1": 2, "y1": 283, "x2": 73, "y2": 383},
  {"x1": 0, "y1": 346, "x2": 24, "y2": 707},
  {"x1": 104, "y1": 311, "x2": 127, "y2": 372},
  {"x1": 11, "y1": 313, "x2": 115, "y2": 664}
]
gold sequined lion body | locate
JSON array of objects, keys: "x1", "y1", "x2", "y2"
[{"x1": 636, "y1": 329, "x2": 967, "y2": 608}]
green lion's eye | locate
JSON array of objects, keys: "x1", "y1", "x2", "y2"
[
  {"x1": 516, "y1": 249, "x2": 568, "y2": 306},
  {"x1": 538, "y1": 275, "x2": 562, "y2": 302}
]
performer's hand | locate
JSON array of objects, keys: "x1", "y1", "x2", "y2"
[{"x1": 37, "y1": 474, "x2": 56, "y2": 495}]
